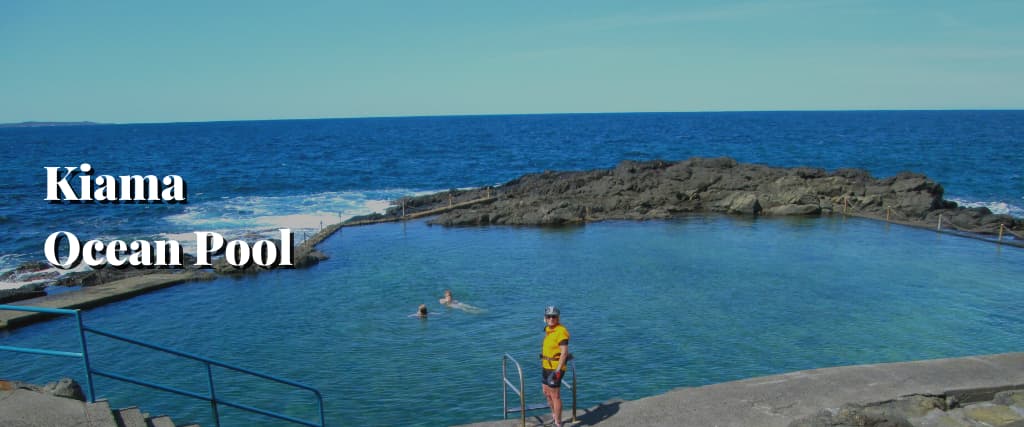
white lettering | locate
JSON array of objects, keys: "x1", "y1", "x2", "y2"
[
  {"x1": 82, "y1": 240, "x2": 106, "y2": 267},
  {"x1": 44, "y1": 233, "x2": 187, "y2": 269},
  {"x1": 122, "y1": 175, "x2": 160, "y2": 201},
  {"x1": 162, "y1": 176, "x2": 186, "y2": 202},
  {"x1": 128, "y1": 240, "x2": 150, "y2": 266},
  {"x1": 45, "y1": 164, "x2": 187, "y2": 203},
  {"x1": 278, "y1": 229, "x2": 293, "y2": 266},
  {"x1": 94, "y1": 175, "x2": 114, "y2": 201},
  {"x1": 154, "y1": 240, "x2": 182, "y2": 266},
  {"x1": 44, "y1": 231, "x2": 80, "y2": 269},
  {"x1": 45, "y1": 165, "x2": 83, "y2": 201},
  {"x1": 252, "y1": 240, "x2": 277, "y2": 267},
  {"x1": 226, "y1": 240, "x2": 250, "y2": 266},
  {"x1": 106, "y1": 240, "x2": 128, "y2": 267},
  {"x1": 195, "y1": 232, "x2": 225, "y2": 266}
]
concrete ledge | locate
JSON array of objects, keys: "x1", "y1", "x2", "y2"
[
  {"x1": 0, "y1": 271, "x2": 216, "y2": 329},
  {"x1": 460, "y1": 352, "x2": 1024, "y2": 427}
]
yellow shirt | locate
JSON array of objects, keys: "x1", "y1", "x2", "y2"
[{"x1": 542, "y1": 324, "x2": 570, "y2": 371}]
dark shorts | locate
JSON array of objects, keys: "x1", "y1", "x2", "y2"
[{"x1": 542, "y1": 369, "x2": 562, "y2": 388}]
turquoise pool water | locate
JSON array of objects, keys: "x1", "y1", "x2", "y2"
[{"x1": 3, "y1": 216, "x2": 1023, "y2": 426}]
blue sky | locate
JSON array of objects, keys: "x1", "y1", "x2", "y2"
[{"x1": 2, "y1": 1, "x2": 1022, "y2": 123}]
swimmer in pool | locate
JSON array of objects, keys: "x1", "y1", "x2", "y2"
[
  {"x1": 439, "y1": 289, "x2": 484, "y2": 313},
  {"x1": 439, "y1": 289, "x2": 455, "y2": 305}
]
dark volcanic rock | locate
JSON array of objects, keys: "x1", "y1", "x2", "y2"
[
  {"x1": 420, "y1": 157, "x2": 1021, "y2": 237},
  {"x1": 41, "y1": 377, "x2": 86, "y2": 401},
  {"x1": 0, "y1": 378, "x2": 85, "y2": 401},
  {"x1": 54, "y1": 266, "x2": 165, "y2": 287},
  {"x1": 0, "y1": 261, "x2": 59, "y2": 285},
  {"x1": 213, "y1": 241, "x2": 327, "y2": 274},
  {"x1": 0, "y1": 284, "x2": 47, "y2": 303}
]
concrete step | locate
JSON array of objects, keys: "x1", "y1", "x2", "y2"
[
  {"x1": 146, "y1": 415, "x2": 176, "y2": 427},
  {"x1": 114, "y1": 406, "x2": 147, "y2": 427},
  {"x1": 84, "y1": 399, "x2": 119, "y2": 427}
]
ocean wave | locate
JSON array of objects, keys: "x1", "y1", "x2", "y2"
[
  {"x1": 949, "y1": 197, "x2": 1024, "y2": 218},
  {"x1": 160, "y1": 189, "x2": 437, "y2": 253},
  {"x1": 3, "y1": 189, "x2": 436, "y2": 274},
  {"x1": 0, "y1": 259, "x2": 91, "y2": 291}
]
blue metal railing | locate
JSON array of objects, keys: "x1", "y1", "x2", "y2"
[{"x1": 0, "y1": 304, "x2": 325, "y2": 427}]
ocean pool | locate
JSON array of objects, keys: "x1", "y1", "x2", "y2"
[{"x1": 2, "y1": 216, "x2": 1023, "y2": 426}]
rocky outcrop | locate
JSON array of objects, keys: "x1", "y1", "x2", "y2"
[
  {"x1": 212, "y1": 247, "x2": 327, "y2": 274},
  {"x1": 0, "y1": 378, "x2": 85, "y2": 401},
  {"x1": 0, "y1": 262, "x2": 59, "y2": 284},
  {"x1": 791, "y1": 389, "x2": 1024, "y2": 427},
  {"x1": 0, "y1": 284, "x2": 47, "y2": 303},
  {"x1": 419, "y1": 158, "x2": 1020, "y2": 237}
]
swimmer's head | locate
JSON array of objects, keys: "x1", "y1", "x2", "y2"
[
  {"x1": 444, "y1": 289, "x2": 452, "y2": 297},
  {"x1": 418, "y1": 304, "x2": 428, "y2": 316}
]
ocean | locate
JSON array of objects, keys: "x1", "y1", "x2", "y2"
[{"x1": 1, "y1": 111, "x2": 1023, "y2": 426}]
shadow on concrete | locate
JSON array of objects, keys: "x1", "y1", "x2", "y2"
[{"x1": 572, "y1": 400, "x2": 622, "y2": 426}]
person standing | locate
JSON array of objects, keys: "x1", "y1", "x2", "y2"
[{"x1": 541, "y1": 306, "x2": 569, "y2": 427}]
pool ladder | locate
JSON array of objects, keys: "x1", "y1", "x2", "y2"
[{"x1": 502, "y1": 353, "x2": 576, "y2": 427}]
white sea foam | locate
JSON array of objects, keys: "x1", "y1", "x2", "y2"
[
  {"x1": 949, "y1": 197, "x2": 1024, "y2": 218},
  {"x1": 159, "y1": 189, "x2": 438, "y2": 253},
  {"x1": 2, "y1": 188, "x2": 461, "y2": 282},
  {"x1": 0, "y1": 262, "x2": 91, "y2": 290}
]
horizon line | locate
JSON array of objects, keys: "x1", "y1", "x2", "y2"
[{"x1": 5, "y1": 107, "x2": 1024, "y2": 127}]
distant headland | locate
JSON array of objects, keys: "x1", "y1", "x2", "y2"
[{"x1": 0, "y1": 121, "x2": 105, "y2": 128}]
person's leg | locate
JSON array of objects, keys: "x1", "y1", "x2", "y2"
[
  {"x1": 542, "y1": 383, "x2": 555, "y2": 416},
  {"x1": 550, "y1": 386, "x2": 562, "y2": 426}
]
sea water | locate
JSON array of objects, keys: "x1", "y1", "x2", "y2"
[
  {"x1": 1, "y1": 112, "x2": 1023, "y2": 425},
  {"x1": 2, "y1": 111, "x2": 1022, "y2": 272},
  {"x1": 2, "y1": 217, "x2": 1022, "y2": 426}
]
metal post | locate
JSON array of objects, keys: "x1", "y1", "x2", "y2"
[
  {"x1": 937, "y1": 214, "x2": 943, "y2": 231},
  {"x1": 402, "y1": 200, "x2": 406, "y2": 217},
  {"x1": 886, "y1": 206, "x2": 890, "y2": 222},
  {"x1": 449, "y1": 193, "x2": 453, "y2": 208},
  {"x1": 207, "y1": 364, "x2": 221, "y2": 427},
  {"x1": 520, "y1": 380, "x2": 525, "y2": 427},
  {"x1": 318, "y1": 395, "x2": 326, "y2": 427},
  {"x1": 502, "y1": 358, "x2": 507, "y2": 420},
  {"x1": 571, "y1": 367, "x2": 577, "y2": 422},
  {"x1": 843, "y1": 196, "x2": 848, "y2": 215},
  {"x1": 75, "y1": 311, "x2": 96, "y2": 402},
  {"x1": 518, "y1": 358, "x2": 525, "y2": 427},
  {"x1": 999, "y1": 224, "x2": 1005, "y2": 241}
]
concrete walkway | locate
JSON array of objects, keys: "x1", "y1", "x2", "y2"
[
  {"x1": 461, "y1": 352, "x2": 1024, "y2": 427},
  {"x1": 0, "y1": 272, "x2": 215, "y2": 329},
  {"x1": 0, "y1": 387, "x2": 114, "y2": 427},
  {"x1": 0, "y1": 386, "x2": 189, "y2": 427}
]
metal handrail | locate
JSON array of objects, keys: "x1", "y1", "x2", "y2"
[
  {"x1": 502, "y1": 353, "x2": 526, "y2": 427},
  {"x1": 84, "y1": 325, "x2": 325, "y2": 427},
  {"x1": 0, "y1": 305, "x2": 95, "y2": 399},
  {"x1": 502, "y1": 352, "x2": 577, "y2": 427},
  {"x1": 0, "y1": 304, "x2": 325, "y2": 427}
]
